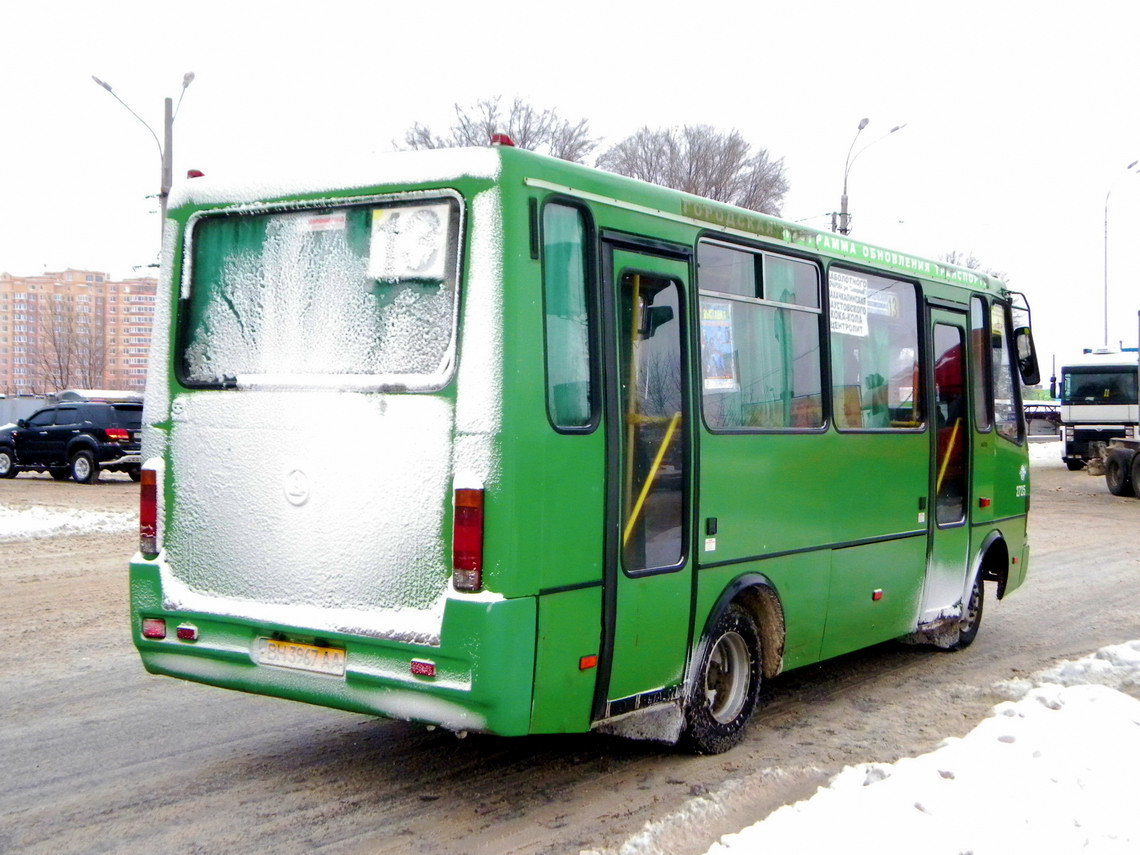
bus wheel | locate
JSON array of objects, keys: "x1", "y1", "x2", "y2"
[
  {"x1": 951, "y1": 571, "x2": 985, "y2": 650},
  {"x1": 1105, "y1": 451, "x2": 1134, "y2": 497},
  {"x1": 70, "y1": 451, "x2": 98, "y2": 484},
  {"x1": 681, "y1": 604, "x2": 761, "y2": 754}
]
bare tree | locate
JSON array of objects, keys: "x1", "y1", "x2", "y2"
[
  {"x1": 401, "y1": 97, "x2": 599, "y2": 163},
  {"x1": 35, "y1": 299, "x2": 79, "y2": 391},
  {"x1": 34, "y1": 296, "x2": 106, "y2": 391},
  {"x1": 597, "y1": 125, "x2": 789, "y2": 215},
  {"x1": 940, "y1": 250, "x2": 1008, "y2": 283}
]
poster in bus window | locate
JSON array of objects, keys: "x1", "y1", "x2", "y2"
[
  {"x1": 829, "y1": 271, "x2": 869, "y2": 336},
  {"x1": 700, "y1": 300, "x2": 738, "y2": 392}
]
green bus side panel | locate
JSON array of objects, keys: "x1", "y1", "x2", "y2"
[
  {"x1": 819, "y1": 536, "x2": 926, "y2": 661},
  {"x1": 698, "y1": 433, "x2": 833, "y2": 562},
  {"x1": 827, "y1": 433, "x2": 928, "y2": 545},
  {"x1": 494, "y1": 428, "x2": 606, "y2": 596},
  {"x1": 130, "y1": 561, "x2": 537, "y2": 737},
  {"x1": 608, "y1": 567, "x2": 691, "y2": 701},
  {"x1": 695, "y1": 552, "x2": 829, "y2": 673},
  {"x1": 530, "y1": 587, "x2": 602, "y2": 733}
]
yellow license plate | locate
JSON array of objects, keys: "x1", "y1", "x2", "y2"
[{"x1": 254, "y1": 638, "x2": 346, "y2": 677}]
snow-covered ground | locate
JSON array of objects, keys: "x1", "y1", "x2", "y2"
[
  {"x1": 703, "y1": 642, "x2": 1140, "y2": 854},
  {"x1": 10, "y1": 438, "x2": 1139, "y2": 853},
  {"x1": 630, "y1": 443, "x2": 1140, "y2": 854},
  {"x1": 0, "y1": 502, "x2": 134, "y2": 540}
]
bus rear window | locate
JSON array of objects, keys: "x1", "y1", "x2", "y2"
[{"x1": 180, "y1": 195, "x2": 462, "y2": 389}]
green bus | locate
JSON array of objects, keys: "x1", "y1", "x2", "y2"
[{"x1": 131, "y1": 142, "x2": 1041, "y2": 753}]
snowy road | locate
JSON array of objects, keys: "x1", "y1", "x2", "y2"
[{"x1": 1, "y1": 444, "x2": 1138, "y2": 854}]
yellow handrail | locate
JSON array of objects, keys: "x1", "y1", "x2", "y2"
[
  {"x1": 935, "y1": 417, "x2": 962, "y2": 495},
  {"x1": 623, "y1": 411, "x2": 682, "y2": 547}
]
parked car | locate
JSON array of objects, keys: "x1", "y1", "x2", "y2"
[{"x1": 0, "y1": 401, "x2": 143, "y2": 483}]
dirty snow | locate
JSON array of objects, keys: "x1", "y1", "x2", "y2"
[
  {"x1": 0, "y1": 503, "x2": 135, "y2": 540},
  {"x1": 696, "y1": 640, "x2": 1140, "y2": 855}
]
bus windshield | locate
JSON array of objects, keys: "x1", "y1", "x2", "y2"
[
  {"x1": 1061, "y1": 366, "x2": 1138, "y2": 405},
  {"x1": 180, "y1": 196, "x2": 462, "y2": 389}
]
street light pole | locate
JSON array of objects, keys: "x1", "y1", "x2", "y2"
[
  {"x1": 92, "y1": 72, "x2": 194, "y2": 236},
  {"x1": 835, "y1": 118, "x2": 869, "y2": 235},
  {"x1": 834, "y1": 119, "x2": 907, "y2": 236},
  {"x1": 1098, "y1": 159, "x2": 1135, "y2": 346}
]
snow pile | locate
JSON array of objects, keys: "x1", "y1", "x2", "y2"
[
  {"x1": 0, "y1": 503, "x2": 135, "y2": 540},
  {"x1": 707, "y1": 641, "x2": 1140, "y2": 855},
  {"x1": 1028, "y1": 436, "x2": 1063, "y2": 463}
]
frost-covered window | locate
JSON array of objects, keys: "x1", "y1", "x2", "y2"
[{"x1": 181, "y1": 195, "x2": 462, "y2": 388}]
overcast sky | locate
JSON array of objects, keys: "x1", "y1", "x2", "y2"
[{"x1": 3, "y1": 0, "x2": 1138, "y2": 374}]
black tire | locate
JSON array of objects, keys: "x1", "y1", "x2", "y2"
[
  {"x1": 49, "y1": 468, "x2": 72, "y2": 481},
  {"x1": 0, "y1": 448, "x2": 18, "y2": 479},
  {"x1": 1132, "y1": 455, "x2": 1140, "y2": 500},
  {"x1": 1064, "y1": 459, "x2": 1085, "y2": 471},
  {"x1": 1105, "y1": 451, "x2": 1134, "y2": 497},
  {"x1": 680, "y1": 603, "x2": 762, "y2": 755},
  {"x1": 127, "y1": 466, "x2": 142, "y2": 482},
  {"x1": 70, "y1": 450, "x2": 99, "y2": 484},
  {"x1": 950, "y1": 570, "x2": 985, "y2": 650}
]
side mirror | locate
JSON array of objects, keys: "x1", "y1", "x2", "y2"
[
  {"x1": 17, "y1": 419, "x2": 28, "y2": 428},
  {"x1": 641, "y1": 305, "x2": 675, "y2": 340},
  {"x1": 1014, "y1": 326, "x2": 1040, "y2": 386}
]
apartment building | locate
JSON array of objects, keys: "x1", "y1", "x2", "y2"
[{"x1": 0, "y1": 269, "x2": 157, "y2": 396}]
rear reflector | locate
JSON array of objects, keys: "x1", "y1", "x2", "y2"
[
  {"x1": 579, "y1": 655, "x2": 598, "y2": 671},
  {"x1": 176, "y1": 623, "x2": 199, "y2": 641},
  {"x1": 140, "y1": 468, "x2": 158, "y2": 557},
  {"x1": 142, "y1": 618, "x2": 167, "y2": 639},
  {"x1": 410, "y1": 659, "x2": 436, "y2": 677},
  {"x1": 453, "y1": 488, "x2": 485, "y2": 592}
]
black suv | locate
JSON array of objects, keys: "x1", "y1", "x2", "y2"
[{"x1": 0, "y1": 401, "x2": 143, "y2": 483}]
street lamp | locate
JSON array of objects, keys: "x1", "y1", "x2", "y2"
[
  {"x1": 91, "y1": 72, "x2": 195, "y2": 235},
  {"x1": 1103, "y1": 159, "x2": 1139, "y2": 347},
  {"x1": 833, "y1": 119, "x2": 907, "y2": 235}
]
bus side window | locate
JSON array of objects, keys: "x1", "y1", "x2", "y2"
[
  {"x1": 990, "y1": 303, "x2": 1022, "y2": 442},
  {"x1": 697, "y1": 242, "x2": 823, "y2": 430},
  {"x1": 970, "y1": 296, "x2": 992, "y2": 431},
  {"x1": 829, "y1": 270, "x2": 921, "y2": 430},
  {"x1": 541, "y1": 203, "x2": 593, "y2": 429}
]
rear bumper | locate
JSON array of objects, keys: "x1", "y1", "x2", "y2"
[
  {"x1": 129, "y1": 558, "x2": 538, "y2": 736},
  {"x1": 97, "y1": 448, "x2": 141, "y2": 468}
]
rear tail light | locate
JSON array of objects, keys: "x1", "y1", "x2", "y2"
[
  {"x1": 452, "y1": 488, "x2": 485, "y2": 592},
  {"x1": 105, "y1": 428, "x2": 130, "y2": 442},
  {"x1": 142, "y1": 618, "x2": 167, "y2": 639},
  {"x1": 140, "y1": 468, "x2": 158, "y2": 558}
]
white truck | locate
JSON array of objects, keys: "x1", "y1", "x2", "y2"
[{"x1": 1056, "y1": 348, "x2": 1139, "y2": 471}]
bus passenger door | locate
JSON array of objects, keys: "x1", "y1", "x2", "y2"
[
  {"x1": 597, "y1": 242, "x2": 694, "y2": 715},
  {"x1": 922, "y1": 309, "x2": 972, "y2": 623}
]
